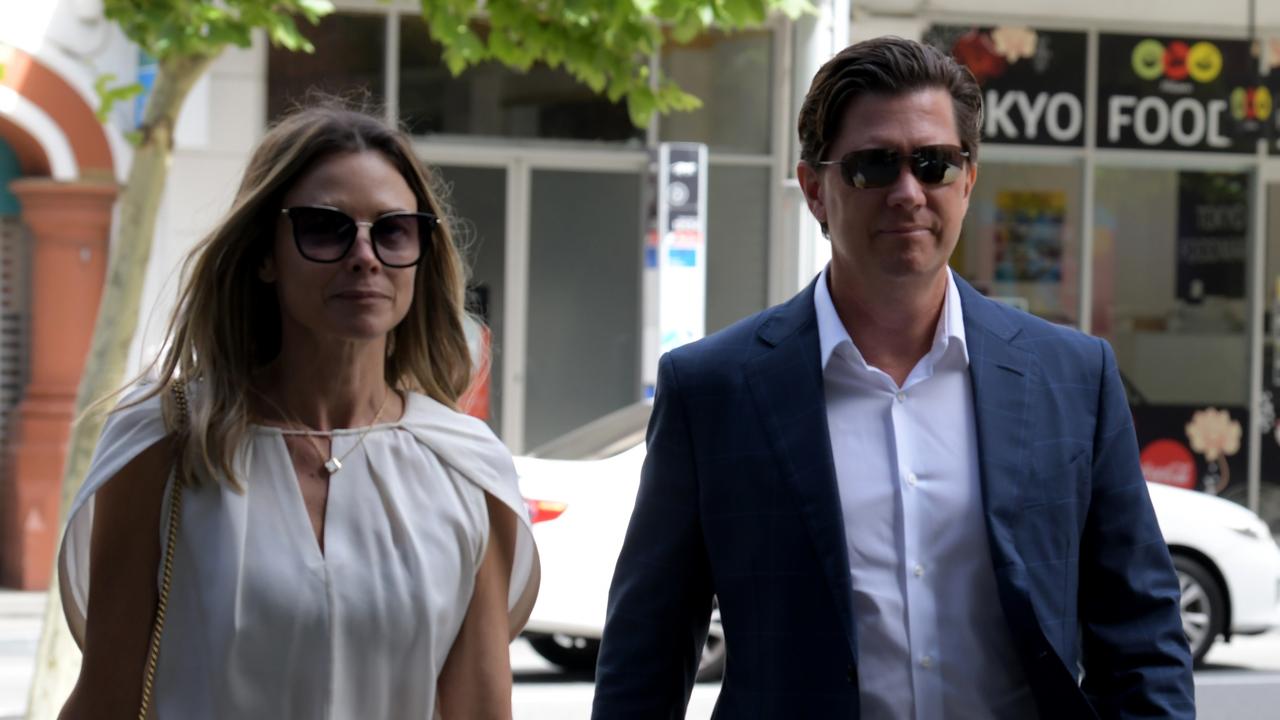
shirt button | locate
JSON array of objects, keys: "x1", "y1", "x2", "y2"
[
  {"x1": 913, "y1": 563, "x2": 925, "y2": 578},
  {"x1": 906, "y1": 472, "x2": 918, "y2": 487},
  {"x1": 895, "y1": 391, "x2": 907, "y2": 403},
  {"x1": 920, "y1": 655, "x2": 933, "y2": 669}
]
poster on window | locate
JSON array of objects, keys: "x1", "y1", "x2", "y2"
[
  {"x1": 1135, "y1": 404, "x2": 1246, "y2": 497},
  {"x1": 992, "y1": 191, "x2": 1065, "y2": 283},
  {"x1": 924, "y1": 25, "x2": 1086, "y2": 147},
  {"x1": 1176, "y1": 171, "x2": 1247, "y2": 301}
]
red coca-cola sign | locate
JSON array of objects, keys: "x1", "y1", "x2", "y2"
[{"x1": 1140, "y1": 439, "x2": 1197, "y2": 489}]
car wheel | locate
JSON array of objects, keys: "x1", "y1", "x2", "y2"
[
  {"x1": 1173, "y1": 554, "x2": 1225, "y2": 665},
  {"x1": 526, "y1": 633, "x2": 601, "y2": 673},
  {"x1": 696, "y1": 601, "x2": 726, "y2": 682}
]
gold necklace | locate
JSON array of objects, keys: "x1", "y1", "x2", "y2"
[{"x1": 282, "y1": 389, "x2": 390, "y2": 475}]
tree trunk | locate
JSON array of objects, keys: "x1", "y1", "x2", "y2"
[{"x1": 24, "y1": 49, "x2": 217, "y2": 720}]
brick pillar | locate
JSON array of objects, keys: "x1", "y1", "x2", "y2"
[{"x1": 1, "y1": 178, "x2": 115, "y2": 589}]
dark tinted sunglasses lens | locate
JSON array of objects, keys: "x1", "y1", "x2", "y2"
[
  {"x1": 371, "y1": 214, "x2": 425, "y2": 266},
  {"x1": 844, "y1": 149, "x2": 900, "y2": 189},
  {"x1": 913, "y1": 147, "x2": 965, "y2": 185},
  {"x1": 291, "y1": 208, "x2": 353, "y2": 261}
]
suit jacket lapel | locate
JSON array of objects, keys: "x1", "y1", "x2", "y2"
[
  {"x1": 743, "y1": 280, "x2": 858, "y2": 658},
  {"x1": 956, "y1": 277, "x2": 1043, "y2": 642}
]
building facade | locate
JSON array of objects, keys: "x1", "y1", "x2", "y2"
[{"x1": 0, "y1": 0, "x2": 1277, "y2": 588}]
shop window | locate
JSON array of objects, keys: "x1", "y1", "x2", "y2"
[
  {"x1": 433, "y1": 165, "x2": 507, "y2": 434},
  {"x1": 706, "y1": 165, "x2": 769, "y2": 332},
  {"x1": 266, "y1": 12, "x2": 386, "y2": 122},
  {"x1": 659, "y1": 29, "x2": 773, "y2": 154},
  {"x1": 1257, "y1": 181, "x2": 1280, "y2": 532},
  {"x1": 398, "y1": 17, "x2": 641, "y2": 143},
  {"x1": 953, "y1": 161, "x2": 1082, "y2": 326},
  {"x1": 525, "y1": 170, "x2": 643, "y2": 450},
  {"x1": 1094, "y1": 168, "x2": 1251, "y2": 504}
]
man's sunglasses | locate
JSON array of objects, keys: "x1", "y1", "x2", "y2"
[
  {"x1": 814, "y1": 145, "x2": 970, "y2": 189},
  {"x1": 280, "y1": 206, "x2": 438, "y2": 268}
]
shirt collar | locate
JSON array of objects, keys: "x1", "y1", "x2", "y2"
[{"x1": 814, "y1": 265, "x2": 969, "y2": 372}]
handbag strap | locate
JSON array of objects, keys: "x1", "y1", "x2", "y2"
[{"x1": 139, "y1": 382, "x2": 188, "y2": 720}]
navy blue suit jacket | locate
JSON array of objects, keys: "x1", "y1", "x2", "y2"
[{"x1": 592, "y1": 275, "x2": 1194, "y2": 719}]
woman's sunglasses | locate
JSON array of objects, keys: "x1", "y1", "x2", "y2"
[
  {"x1": 814, "y1": 145, "x2": 970, "y2": 189},
  {"x1": 280, "y1": 206, "x2": 438, "y2": 268}
]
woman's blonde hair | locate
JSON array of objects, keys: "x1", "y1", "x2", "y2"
[{"x1": 139, "y1": 104, "x2": 472, "y2": 488}]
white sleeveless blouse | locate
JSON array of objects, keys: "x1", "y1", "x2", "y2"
[{"x1": 58, "y1": 385, "x2": 540, "y2": 719}]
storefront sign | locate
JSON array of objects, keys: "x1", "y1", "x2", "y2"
[
  {"x1": 1098, "y1": 33, "x2": 1261, "y2": 152},
  {"x1": 1176, "y1": 171, "x2": 1247, "y2": 300},
  {"x1": 925, "y1": 26, "x2": 1086, "y2": 147}
]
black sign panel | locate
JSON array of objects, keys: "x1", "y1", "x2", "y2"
[
  {"x1": 663, "y1": 144, "x2": 702, "y2": 238},
  {"x1": 1098, "y1": 33, "x2": 1261, "y2": 153},
  {"x1": 1176, "y1": 172, "x2": 1247, "y2": 300},
  {"x1": 1132, "y1": 403, "x2": 1247, "y2": 497},
  {"x1": 925, "y1": 26, "x2": 1087, "y2": 147}
]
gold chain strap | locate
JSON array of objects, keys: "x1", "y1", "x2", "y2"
[{"x1": 139, "y1": 383, "x2": 188, "y2": 720}]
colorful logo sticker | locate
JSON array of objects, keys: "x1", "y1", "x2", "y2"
[
  {"x1": 1139, "y1": 439, "x2": 1197, "y2": 489},
  {"x1": 1130, "y1": 39, "x2": 1223, "y2": 83},
  {"x1": 1165, "y1": 41, "x2": 1190, "y2": 81},
  {"x1": 1131, "y1": 38, "x2": 1165, "y2": 80},
  {"x1": 1187, "y1": 42, "x2": 1224, "y2": 83},
  {"x1": 1231, "y1": 86, "x2": 1274, "y2": 120}
]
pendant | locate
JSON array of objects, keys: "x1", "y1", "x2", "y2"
[{"x1": 324, "y1": 457, "x2": 343, "y2": 474}]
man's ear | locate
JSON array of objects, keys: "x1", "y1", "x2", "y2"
[
  {"x1": 258, "y1": 254, "x2": 277, "y2": 283},
  {"x1": 962, "y1": 160, "x2": 978, "y2": 200},
  {"x1": 796, "y1": 161, "x2": 828, "y2": 226}
]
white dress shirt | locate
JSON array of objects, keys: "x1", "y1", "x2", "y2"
[{"x1": 815, "y1": 267, "x2": 1039, "y2": 720}]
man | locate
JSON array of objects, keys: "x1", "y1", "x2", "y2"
[{"x1": 592, "y1": 36, "x2": 1194, "y2": 719}]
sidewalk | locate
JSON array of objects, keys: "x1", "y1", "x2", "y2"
[
  {"x1": 0, "y1": 591, "x2": 42, "y2": 720},
  {"x1": 2, "y1": 589, "x2": 1276, "y2": 719}
]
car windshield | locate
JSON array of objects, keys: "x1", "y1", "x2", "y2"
[{"x1": 525, "y1": 402, "x2": 651, "y2": 461}]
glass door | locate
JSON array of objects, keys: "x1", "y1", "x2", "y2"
[
  {"x1": 1255, "y1": 181, "x2": 1280, "y2": 533},
  {"x1": 1093, "y1": 167, "x2": 1251, "y2": 503},
  {"x1": 524, "y1": 169, "x2": 643, "y2": 451},
  {"x1": 433, "y1": 164, "x2": 506, "y2": 434}
]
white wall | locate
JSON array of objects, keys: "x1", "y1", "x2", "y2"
[
  {"x1": 0, "y1": 3, "x2": 263, "y2": 374},
  {"x1": 856, "y1": 0, "x2": 1280, "y2": 32},
  {"x1": 0, "y1": 0, "x2": 135, "y2": 178}
]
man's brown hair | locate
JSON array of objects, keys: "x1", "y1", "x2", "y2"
[{"x1": 797, "y1": 36, "x2": 983, "y2": 166}]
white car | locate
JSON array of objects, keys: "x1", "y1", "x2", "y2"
[
  {"x1": 517, "y1": 404, "x2": 1280, "y2": 675},
  {"x1": 1147, "y1": 482, "x2": 1280, "y2": 662}
]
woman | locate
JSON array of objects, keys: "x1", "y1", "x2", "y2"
[{"x1": 56, "y1": 105, "x2": 539, "y2": 719}]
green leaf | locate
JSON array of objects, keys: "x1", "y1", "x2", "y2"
[
  {"x1": 294, "y1": 0, "x2": 336, "y2": 23},
  {"x1": 93, "y1": 73, "x2": 144, "y2": 122},
  {"x1": 268, "y1": 14, "x2": 313, "y2": 52}
]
